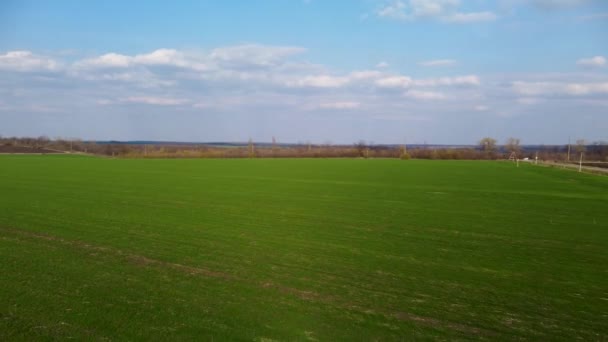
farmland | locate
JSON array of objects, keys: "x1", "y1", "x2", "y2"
[{"x1": 1, "y1": 156, "x2": 607, "y2": 340}]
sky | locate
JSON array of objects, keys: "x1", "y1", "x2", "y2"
[{"x1": 1, "y1": 0, "x2": 607, "y2": 145}]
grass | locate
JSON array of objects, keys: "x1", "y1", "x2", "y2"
[{"x1": 1, "y1": 155, "x2": 607, "y2": 340}]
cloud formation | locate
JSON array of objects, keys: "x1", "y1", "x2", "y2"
[
  {"x1": 124, "y1": 96, "x2": 189, "y2": 106},
  {"x1": 404, "y1": 90, "x2": 446, "y2": 100},
  {"x1": 419, "y1": 59, "x2": 457, "y2": 67},
  {"x1": 577, "y1": 56, "x2": 606, "y2": 68},
  {"x1": 319, "y1": 101, "x2": 360, "y2": 109},
  {"x1": 377, "y1": 0, "x2": 497, "y2": 23},
  {"x1": 512, "y1": 81, "x2": 608, "y2": 96},
  {"x1": 0, "y1": 51, "x2": 61, "y2": 72},
  {"x1": 1, "y1": 45, "x2": 607, "y2": 144}
]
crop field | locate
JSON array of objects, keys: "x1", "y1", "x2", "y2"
[{"x1": 1, "y1": 155, "x2": 607, "y2": 340}]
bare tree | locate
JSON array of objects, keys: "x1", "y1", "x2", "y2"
[
  {"x1": 505, "y1": 137, "x2": 521, "y2": 153},
  {"x1": 479, "y1": 137, "x2": 497, "y2": 152},
  {"x1": 354, "y1": 140, "x2": 367, "y2": 158},
  {"x1": 575, "y1": 139, "x2": 586, "y2": 153},
  {"x1": 399, "y1": 145, "x2": 411, "y2": 160},
  {"x1": 36, "y1": 136, "x2": 50, "y2": 148}
]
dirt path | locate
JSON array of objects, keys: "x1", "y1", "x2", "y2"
[{"x1": 540, "y1": 161, "x2": 608, "y2": 175}]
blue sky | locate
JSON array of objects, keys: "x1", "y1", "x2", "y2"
[{"x1": 1, "y1": 0, "x2": 607, "y2": 144}]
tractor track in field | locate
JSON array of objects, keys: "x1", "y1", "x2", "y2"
[{"x1": 1, "y1": 226, "x2": 496, "y2": 337}]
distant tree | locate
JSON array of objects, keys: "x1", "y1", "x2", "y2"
[
  {"x1": 72, "y1": 138, "x2": 84, "y2": 152},
  {"x1": 354, "y1": 140, "x2": 367, "y2": 158},
  {"x1": 271, "y1": 136, "x2": 277, "y2": 156},
  {"x1": 505, "y1": 137, "x2": 521, "y2": 153},
  {"x1": 36, "y1": 136, "x2": 50, "y2": 148},
  {"x1": 366, "y1": 141, "x2": 374, "y2": 158},
  {"x1": 399, "y1": 145, "x2": 411, "y2": 160},
  {"x1": 594, "y1": 141, "x2": 608, "y2": 161},
  {"x1": 479, "y1": 137, "x2": 497, "y2": 152},
  {"x1": 575, "y1": 139, "x2": 586, "y2": 153}
]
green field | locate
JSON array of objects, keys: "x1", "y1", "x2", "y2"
[{"x1": 1, "y1": 156, "x2": 607, "y2": 340}]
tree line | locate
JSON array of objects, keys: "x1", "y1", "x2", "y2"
[{"x1": 1, "y1": 135, "x2": 607, "y2": 161}]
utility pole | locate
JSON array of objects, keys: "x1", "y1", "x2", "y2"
[
  {"x1": 248, "y1": 138, "x2": 254, "y2": 158},
  {"x1": 567, "y1": 136, "x2": 571, "y2": 162},
  {"x1": 579, "y1": 152, "x2": 583, "y2": 172}
]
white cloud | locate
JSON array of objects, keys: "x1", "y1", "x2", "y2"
[
  {"x1": 349, "y1": 70, "x2": 383, "y2": 80},
  {"x1": 419, "y1": 59, "x2": 457, "y2": 67},
  {"x1": 8, "y1": 47, "x2": 480, "y2": 96},
  {"x1": 409, "y1": 0, "x2": 459, "y2": 17},
  {"x1": 565, "y1": 83, "x2": 608, "y2": 95},
  {"x1": 376, "y1": 61, "x2": 390, "y2": 68},
  {"x1": 377, "y1": 0, "x2": 408, "y2": 19},
  {"x1": 0, "y1": 50, "x2": 61, "y2": 72},
  {"x1": 209, "y1": 44, "x2": 306, "y2": 67},
  {"x1": 74, "y1": 44, "x2": 306, "y2": 72},
  {"x1": 375, "y1": 75, "x2": 413, "y2": 88},
  {"x1": 124, "y1": 96, "x2": 188, "y2": 106},
  {"x1": 414, "y1": 75, "x2": 480, "y2": 87},
  {"x1": 319, "y1": 101, "x2": 360, "y2": 109},
  {"x1": 68, "y1": 45, "x2": 317, "y2": 90},
  {"x1": 4, "y1": 46, "x2": 608, "y2": 144},
  {"x1": 75, "y1": 49, "x2": 207, "y2": 71},
  {"x1": 287, "y1": 75, "x2": 349, "y2": 88},
  {"x1": 377, "y1": 0, "x2": 496, "y2": 23},
  {"x1": 134, "y1": 49, "x2": 206, "y2": 71},
  {"x1": 512, "y1": 81, "x2": 608, "y2": 96},
  {"x1": 134, "y1": 49, "x2": 177, "y2": 65},
  {"x1": 443, "y1": 11, "x2": 497, "y2": 23},
  {"x1": 375, "y1": 74, "x2": 480, "y2": 88},
  {"x1": 77, "y1": 53, "x2": 132, "y2": 68},
  {"x1": 576, "y1": 56, "x2": 606, "y2": 68},
  {"x1": 404, "y1": 90, "x2": 446, "y2": 100}
]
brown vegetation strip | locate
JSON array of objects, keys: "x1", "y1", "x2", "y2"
[
  {"x1": 1, "y1": 226, "x2": 495, "y2": 336},
  {"x1": 0, "y1": 145, "x2": 63, "y2": 154}
]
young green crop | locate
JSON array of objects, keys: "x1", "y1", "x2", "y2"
[{"x1": 1, "y1": 155, "x2": 607, "y2": 340}]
